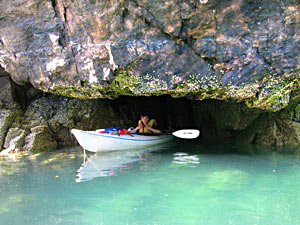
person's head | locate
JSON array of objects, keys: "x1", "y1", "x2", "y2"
[{"x1": 140, "y1": 114, "x2": 150, "y2": 123}]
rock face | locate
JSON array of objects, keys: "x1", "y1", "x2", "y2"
[
  {"x1": 0, "y1": 0, "x2": 299, "y2": 111},
  {"x1": 0, "y1": 66, "x2": 13, "y2": 104},
  {"x1": 0, "y1": 0, "x2": 300, "y2": 153},
  {"x1": 0, "y1": 93, "x2": 299, "y2": 154}
]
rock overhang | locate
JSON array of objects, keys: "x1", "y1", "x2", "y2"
[{"x1": 1, "y1": 0, "x2": 300, "y2": 112}]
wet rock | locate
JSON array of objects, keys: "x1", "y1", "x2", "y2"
[
  {"x1": 1, "y1": 92, "x2": 300, "y2": 152},
  {"x1": 23, "y1": 125, "x2": 57, "y2": 152},
  {"x1": 191, "y1": 100, "x2": 261, "y2": 140},
  {"x1": 0, "y1": 109, "x2": 15, "y2": 150},
  {"x1": 3, "y1": 127, "x2": 27, "y2": 152},
  {"x1": 275, "y1": 120, "x2": 300, "y2": 146},
  {"x1": 20, "y1": 95, "x2": 126, "y2": 150},
  {"x1": 295, "y1": 104, "x2": 300, "y2": 122},
  {"x1": 248, "y1": 114, "x2": 300, "y2": 146}
]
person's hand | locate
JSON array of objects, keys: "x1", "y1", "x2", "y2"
[
  {"x1": 144, "y1": 123, "x2": 150, "y2": 129},
  {"x1": 133, "y1": 124, "x2": 143, "y2": 132}
]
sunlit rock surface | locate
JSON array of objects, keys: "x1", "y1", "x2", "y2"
[
  {"x1": 0, "y1": 0, "x2": 299, "y2": 111},
  {"x1": 0, "y1": 0, "x2": 300, "y2": 152}
]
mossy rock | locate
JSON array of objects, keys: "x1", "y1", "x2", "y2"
[
  {"x1": 275, "y1": 120, "x2": 300, "y2": 146},
  {"x1": 0, "y1": 109, "x2": 15, "y2": 150},
  {"x1": 3, "y1": 128, "x2": 27, "y2": 149},
  {"x1": 23, "y1": 125, "x2": 57, "y2": 153},
  {"x1": 294, "y1": 104, "x2": 300, "y2": 121}
]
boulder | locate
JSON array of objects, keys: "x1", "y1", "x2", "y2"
[
  {"x1": 22, "y1": 125, "x2": 57, "y2": 152},
  {"x1": 1, "y1": 127, "x2": 27, "y2": 155}
]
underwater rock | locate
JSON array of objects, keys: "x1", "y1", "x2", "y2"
[{"x1": 205, "y1": 170, "x2": 249, "y2": 191}]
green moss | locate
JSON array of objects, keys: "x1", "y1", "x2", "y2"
[
  {"x1": 47, "y1": 70, "x2": 143, "y2": 99},
  {"x1": 246, "y1": 74, "x2": 300, "y2": 111},
  {"x1": 44, "y1": 66, "x2": 300, "y2": 112},
  {"x1": 30, "y1": 126, "x2": 57, "y2": 153}
]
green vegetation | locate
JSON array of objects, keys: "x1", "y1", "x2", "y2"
[
  {"x1": 45, "y1": 68, "x2": 300, "y2": 112},
  {"x1": 246, "y1": 73, "x2": 300, "y2": 111}
]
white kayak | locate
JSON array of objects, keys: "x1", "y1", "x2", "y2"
[{"x1": 71, "y1": 129, "x2": 173, "y2": 152}]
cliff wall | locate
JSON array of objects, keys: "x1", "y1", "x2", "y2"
[
  {"x1": 0, "y1": 0, "x2": 300, "y2": 153},
  {"x1": 0, "y1": 0, "x2": 299, "y2": 110}
]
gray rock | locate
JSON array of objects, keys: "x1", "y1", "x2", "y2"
[
  {"x1": 0, "y1": 67, "x2": 13, "y2": 104},
  {"x1": 22, "y1": 125, "x2": 57, "y2": 152},
  {"x1": 0, "y1": 109, "x2": 15, "y2": 150},
  {"x1": 0, "y1": 0, "x2": 298, "y2": 110},
  {"x1": 1, "y1": 0, "x2": 300, "y2": 150},
  {"x1": 3, "y1": 127, "x2": 27, "y2": 153}
]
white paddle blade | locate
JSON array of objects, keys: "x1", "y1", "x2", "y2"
[{"x1": 172, "y1": 129, "x2": 200, "y2": 139}]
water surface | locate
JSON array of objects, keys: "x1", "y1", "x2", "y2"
[{"x1": 1, "y1": 140, "x2": 300, "y2": 225}]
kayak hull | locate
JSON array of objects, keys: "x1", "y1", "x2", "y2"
[{"x1": 71, "y1": 129, "x2": 172, "y2": 152}]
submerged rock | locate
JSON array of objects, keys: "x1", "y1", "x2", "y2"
[{"x1": 205, "y1": 170, "x2": 250, "y2": 191}]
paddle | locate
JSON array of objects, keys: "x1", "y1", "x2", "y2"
[
  {"x1": 135, "y1": 129, "x2": 200, "y2": 139},
  {"x1": 171, "y1": 129, "x2": 200, "y2": 139},
  {"x1": 129, "y1": 127, "x2": 200, "y2": 139}
]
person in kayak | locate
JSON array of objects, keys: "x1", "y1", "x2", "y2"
[{"x1": 132, "y1": 114, "x2": 161, "y2": 134}]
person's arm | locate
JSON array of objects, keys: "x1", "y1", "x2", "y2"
[
  {"x1": 132, "y1": 121, "x2": 143, "y2": 132},
  {"x1": 144, "y1": 123, "x2": 161, "y2": 133}
]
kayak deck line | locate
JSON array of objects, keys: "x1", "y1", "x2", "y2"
[{"x1": 79, "y1": 130, "x2": 171, "y2": 142}]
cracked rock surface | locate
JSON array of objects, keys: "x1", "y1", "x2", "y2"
[
  {"x1": 0, "y1": 0, "x2": 300, "y2": 153},
  {"x1": 0, "y1": 0, "x2": 299, "y2": 111}
]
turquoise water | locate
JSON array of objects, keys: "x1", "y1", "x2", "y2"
[{"x1": 1, "y1": 140, "x2": 300, "y2": 225}]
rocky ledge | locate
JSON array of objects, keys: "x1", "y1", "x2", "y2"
[{"x1": 0, "y1": 0, "x2": 300, "y2": 153}]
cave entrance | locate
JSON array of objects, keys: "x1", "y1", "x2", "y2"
[{"x1": 103, "y1": 95, "x2": 264, "y2": 144}]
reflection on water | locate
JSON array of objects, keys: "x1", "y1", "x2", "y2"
[
  {"x1": 77, "y1": 146, "x2": 203, "y2": 183},
  {"x1": 77, "y1": 150, "x2": 147, "y2": 182},
  {"x1": 76, "y1": 145, "x2": 168, "y2": 182},
  {"x1": 172, "y1": 152, "x2": 200, "y2": 167},
  {"x1": 1, "y1": 141, "x2": 300, "y2": 225}
]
